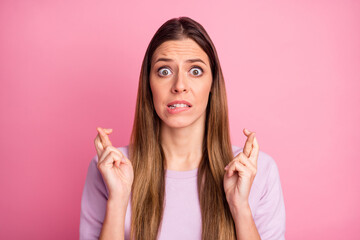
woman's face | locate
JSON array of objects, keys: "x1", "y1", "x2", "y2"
[{"x1": 150, "y1": 38, "x2": 212, "y2": 129}]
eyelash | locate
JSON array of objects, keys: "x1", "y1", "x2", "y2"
[{"x1": 157, "y1": 65, "x2": 204, "y2": 77}]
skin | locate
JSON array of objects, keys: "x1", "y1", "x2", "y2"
[
  {"x1": 94, "y1": 127, "x2": 132, "y2": 239},
  {"x1": 94, "y1": 38, "x2": 261, "y2": 239},
  {"x1": 224, "y1": 129, "x2": 259, "y2": 209},
  {"x1": 94, "y1": 127, "x2": 133, "y2": 201},
  {"x1": 149, "y1": 38, "x2": 212, "y2": 171},
  {"x1": 223, "y1": 128, "x2": 261, "y2": 239}
]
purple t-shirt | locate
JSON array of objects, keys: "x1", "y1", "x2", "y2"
[{"x1": 79, "y1": 145, "x2": 286, "y2": 240}]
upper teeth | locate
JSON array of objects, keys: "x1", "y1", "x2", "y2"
[{"x1": 169, "y1": 103, "x2": 190, "y2": 109}]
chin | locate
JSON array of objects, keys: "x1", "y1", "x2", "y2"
[
  {"x1": 161, "y1": 118, "x2": 194, "y2": 129},
  {"x1": 164, "y1": 121, "x2": 191, "y2": 129}
]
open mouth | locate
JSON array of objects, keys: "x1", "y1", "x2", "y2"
[{"x1": 167, "y1": 103, "x2": 192, "y2": 109}]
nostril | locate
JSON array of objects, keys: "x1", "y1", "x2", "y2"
[{"x1": 173, "y1": 88, "x2": 187, "y2": 93}]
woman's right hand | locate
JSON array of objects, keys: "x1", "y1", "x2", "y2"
[{"x1": 94, "y1": 127, "x2": 134, "y2": 201}]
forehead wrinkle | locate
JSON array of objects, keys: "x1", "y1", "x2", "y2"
[{"x1": 152, "y1": 39, "x2": 209, "y2": 66}]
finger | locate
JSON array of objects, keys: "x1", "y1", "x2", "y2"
[
  {"x1": 98, "y1": 146, "x2": 125, "y2": 166},
  {"x1": 94, "y1": 128, "x2": 113, "y2": 157},
  {"x1": 226, "y1": 161, "x2": 249, "y2": 178},
  {"x1": 97, "y1": 127, "x2": 113, "y2": 148},
  {"x1": 94, "y1": 134, "x2": 104, "y2": 158},
  {"x1": 249, "y1": 136, "x2": 260, "y2": 166},
  {"x1": 243, "y1": 131, "x2": 256, "y2": 158},
  {"x1": 98, "y1": 149, "x2": 123, "y2": 169},
  {"x1": 224, "y1": 156, "x2": 239, "y2": 170},
  {"x1": 237, "y1": 152, "x2": 257, "y2": 173},
  {"x1": 97, "y1": 127, "x2": 113, "y2": 136},
  {"x1": 225, "y1": 154, "x2": 256, "y2": 175},
  {"x1": 243, "y1": 128, "x2": 252, "y2": 136}
]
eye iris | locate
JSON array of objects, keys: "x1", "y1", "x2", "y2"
[
  {"x1": 192, "y1": 68, "x2": 202, "y2": 76},
  {"x1": 161, "y1": 69, "x2": 169, "y2": 75}
]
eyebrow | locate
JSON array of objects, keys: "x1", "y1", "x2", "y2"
[{"x1": 154, "y1": 57, "x2": 207, "y2": 66}]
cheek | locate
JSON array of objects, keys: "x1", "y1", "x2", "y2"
[
  {"x1": 150, "y1": 81, "x2": 163, "y2": 108},
  {"x1": 198, "y1": 79, "x2": 212, "y2": 102}
]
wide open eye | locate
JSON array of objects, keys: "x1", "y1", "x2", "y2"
[
  {"x1": 158, "y1": 67, "x2": 172, "y2": 77},
  {"x1": 190, "y1": 67, "x2": 203, "y2": 77}
]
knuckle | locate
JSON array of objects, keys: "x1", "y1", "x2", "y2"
[
  {"x1": 237, "y1": 158, "x2": 244, "y2": 165},
  {"x1": 109, "y1": 151, "x2": 118, "y2": 158}
]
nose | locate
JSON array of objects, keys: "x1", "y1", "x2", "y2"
[{"x1": 171, "y1": 72, "x2": 188, "y2": 93}]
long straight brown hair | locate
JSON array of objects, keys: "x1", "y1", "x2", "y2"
[{"x1": 128, "y1": 16, "x2": 236, "y2": 240}]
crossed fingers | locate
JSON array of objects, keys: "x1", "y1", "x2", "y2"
[
  {"x1": 94, "y1": 127, "x2": 113, "y2": 159},
  {"x1": 97, "y1": 145, "x2": 127, "y2": 168},
  {"x1": 225, "y1": 128, "x2": 259, "y2": 177}
]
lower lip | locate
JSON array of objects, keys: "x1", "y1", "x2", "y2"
[{"x1": 167, "y1": 106, "x2": 192, "y2": 114}]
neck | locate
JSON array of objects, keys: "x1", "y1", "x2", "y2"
[{"x1": 160, "y1": 117, "x2": 205, "y2": 171}]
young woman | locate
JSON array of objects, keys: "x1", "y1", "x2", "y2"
[{"x1": 80, "y1": 16, "x2": 286, "y2": 240}]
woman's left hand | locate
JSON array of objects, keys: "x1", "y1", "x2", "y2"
[{"x1": 224, "y1": 128, "x2": 259, "y2": 210}]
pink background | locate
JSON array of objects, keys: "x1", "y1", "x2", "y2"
[{"x1": 0, "y1": 0, "x2": 359, "y2": 239}]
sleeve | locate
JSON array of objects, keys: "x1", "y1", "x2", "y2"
[
  {"x1": 79, "y1": 155, "x2": 109, "y2": 240},
  {"x1": 254, "y1": 159, "x2": 286, "y2": 240}
]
